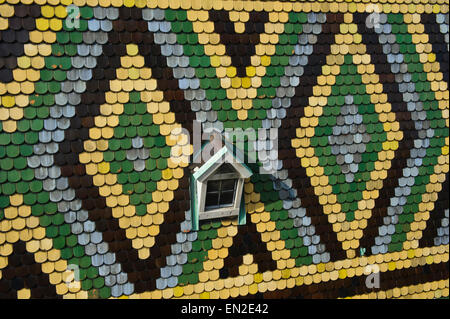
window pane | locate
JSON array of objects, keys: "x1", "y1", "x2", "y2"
[
  {"x1": 205, "y1": 178, "x2": 238, "y2": 211},
  {"x1": 207, "y1": 180, "x2": 221, "y2": 192},
  {"x1": 205, "y1": 193, "x2": 219, "y2": 209},
  {"x1": 221, "y1": 179, "x2": 236, "y2": 192},
  {"x1": 219, "y1": 191, "x2": 234, "y2": 206}
]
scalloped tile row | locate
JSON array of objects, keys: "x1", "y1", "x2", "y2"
[{"x1": 0, "y1": 0, "x2": 449, "y2": 299}]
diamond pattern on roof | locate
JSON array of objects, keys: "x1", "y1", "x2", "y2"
[{"x1": 0, "y1": 0, "x2": 448, "y2": 299}]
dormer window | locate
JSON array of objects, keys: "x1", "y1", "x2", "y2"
[{"x1": 189, "y1": 137, "x2": 252, "y2": 231}]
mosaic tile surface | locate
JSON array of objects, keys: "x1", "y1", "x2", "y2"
[{"x1": 0, "y1": 0, "x2": 449, "y2": 299}]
